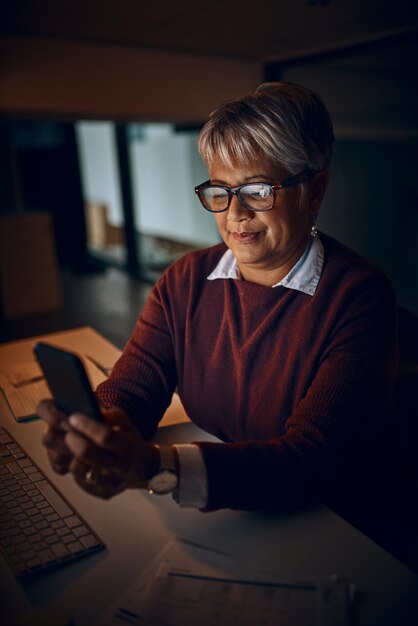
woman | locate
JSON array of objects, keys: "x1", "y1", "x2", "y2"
[{"x1": 38, "y1": 82, "x2": 401, "y2": 518}]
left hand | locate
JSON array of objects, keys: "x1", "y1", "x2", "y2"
[{"x1": 63, "y1": 408, "x2": 160, "y2": 499}]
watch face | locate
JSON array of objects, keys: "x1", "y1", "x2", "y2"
[{"x1": 148, "y1": 471, "x2": 178, "y2": 495}]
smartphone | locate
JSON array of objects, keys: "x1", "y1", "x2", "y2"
[{"x1": 33, "y1": 342, "x2": 103, "y2": 422}]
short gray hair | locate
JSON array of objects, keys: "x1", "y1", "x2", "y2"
[{"x1": 198, "y1": 81, "x2": 334, "y2": 174}]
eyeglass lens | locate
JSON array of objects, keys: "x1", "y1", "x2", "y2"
[{"x1": 200, "y1": 183, "x2": 275, "y2": 212}]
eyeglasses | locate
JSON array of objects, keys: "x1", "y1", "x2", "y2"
[{"x1": 194, "y1": 169, "x2": 317, "y2": 213}]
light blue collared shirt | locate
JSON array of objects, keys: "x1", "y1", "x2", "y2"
[{"x1": 206, "y1": 234, "x2": 324, "y2": 295}]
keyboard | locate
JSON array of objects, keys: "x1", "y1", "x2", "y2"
[{"x1": 0, "y1": 426, "x2": 105, "y2": 580}]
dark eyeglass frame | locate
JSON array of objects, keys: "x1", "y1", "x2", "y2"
[{"x1": 194, "y1": 169, "x2": 318, "y2": 213}]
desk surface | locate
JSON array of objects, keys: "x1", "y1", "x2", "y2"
[{"x1": 1, "y1": 328, "x2": 418, "y2": 625}]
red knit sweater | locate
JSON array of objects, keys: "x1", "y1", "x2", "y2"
[{"x1": 96, "y1": 233, "x2": 399, "y2": 512}]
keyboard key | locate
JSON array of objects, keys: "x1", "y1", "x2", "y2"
[
  {"x1": 19, "y1": 479, "x2": 33, "y2": 488},
  {"x1": 80, "y1": 534, "x2": 101, "y2": 550},
  {"x1": 51, "y1": 542, "x2": 70, "y2": 559},
  {"x1": 37, "y1": 481, "x2": 73, "y2": 517},
  {"x1": 18, "y1": 519, "x2": 31, "y2": 529},
  {"x1": 26, "y1": 557, "x2": 42, "y2": 571},
  {"x1": 46, "y1": 535, "x2": 61, "y2": 545},
  {"x1": 6, "y1": 462, "x2": 21, "y2": 475},
  {"x1": 17, "y1": 495, "x2": 31, "y2": 504},
  {"x1": 35, "y1": 520, "x2": 49, "y2": 530},
  {"x1": 29, "y1": 472, "x2": 43, "y2": 483},
  {"x1": 10, "y1": 506, "x2": 23, "y2": 515},
  {"x1": 39, "y1": 548, "x2": 56, "y2": 564},
  {"x1": 73, "y1": 525, "x2": 90, "y2": 538},
  {"x1": 2, "y1": 520, "x2": 16, "y2": 531},
  {"x1": 18, "y1": 459, "x2": 32, "y2": 468},
  {"x1": 22, "y1": 549, "x2": 36, "y2": 560},
  {"x1": 65, "y1": 515, "x2": 82, "y2": 528},
  {"x1": 51, "y1": 520, "x2": 65, "y2": 529},
  {"x1": 67, "y1": 541, "x2": 84, "y2": 555},
  {"x1": 37, "y1": 501, "x2": 50, "y2": 510}
]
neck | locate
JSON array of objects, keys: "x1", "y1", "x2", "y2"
[{"x1": 238, "y1": 234, "x2": 311, "y2": 287}]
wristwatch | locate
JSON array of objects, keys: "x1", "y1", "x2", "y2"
[{"x1": 147, "y1": 446, "x2": 179, "y2": 495}]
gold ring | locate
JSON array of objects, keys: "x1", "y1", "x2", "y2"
[{"x1": 84, "y1": 467, "x2": 100, "y2": 485}]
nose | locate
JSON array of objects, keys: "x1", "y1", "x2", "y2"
[{"x1": 226, "y1": 194, "x2": 254, "y2": 222}]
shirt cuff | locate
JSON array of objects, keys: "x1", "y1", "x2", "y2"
[{"x1": 173, "y1": 444, "x2": 208, "y2": 508}]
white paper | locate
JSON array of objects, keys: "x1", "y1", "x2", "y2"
[{"x1": 95, "y1": 539, "x2": 351, "y2": 626}]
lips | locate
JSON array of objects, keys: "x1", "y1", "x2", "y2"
[{"x1": 232, "y1": 231, "x2": 261, "y2": 243}]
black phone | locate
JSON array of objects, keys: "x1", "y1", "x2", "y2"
[{"x1": 33, "y1": 342, "x2": 103, "y2": 422}]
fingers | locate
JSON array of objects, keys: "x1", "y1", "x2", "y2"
[
  {"x1": 65, "y1": 429, "x2": 120, "y2": 476},
  {"x1": 39, "y1": 410, "x2": 152, "y2": 499},
  {"x1": 68, "y1": 413, "x2": 132, "y2": 453},
  {"x1": 37, "y1": 399, "x2": 70, "y2": 431},
  {"x1": 41, "y1": 423, "x2": 73, "y2": 475},
  {"x1": 42, "y1": 423, "x2": 71, "y2": 455},
  {"x1": 73, "y1": 469, "x2": 125, "y2": 500},
  {"x1": 66, "y1": 431, "x2": 127, "y2": 500},
  {"x1": 47, "y1": 448, "x2": 72, "y2": 475},
  {"x1": 38, "y1": 403, "x2": 141, "y2": 497}
]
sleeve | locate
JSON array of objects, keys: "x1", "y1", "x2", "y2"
[
  {"x1": 174, "y1": 444, "x2": 209, "y2": 508},
  {"x1": 195, "y1": 273, "x2": 399, "y2": 512},
  {"x1": 95, "y1": 276, "x2": 177, "y2": 440}
]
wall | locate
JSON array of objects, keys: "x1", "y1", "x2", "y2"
[
  {"x1": 281, "y1": 38, "x2": 418, "y2": 315},
  {"x1": 0, "y1": 35, "x2": 262, "y2": 123}
]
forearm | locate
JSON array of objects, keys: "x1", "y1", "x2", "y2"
[{"x1": 195, "y1": 435, "x2": 333, "y2": 512}]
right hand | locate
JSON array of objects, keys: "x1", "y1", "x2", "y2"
[
  {"x1": 37, "y1": 399, "x2": 160, "y2": 499},
  {"x1": 37, "y1": 399, "x2": 74, "y2": 475}
]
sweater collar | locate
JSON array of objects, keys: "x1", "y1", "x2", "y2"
[{"x1": 207, "y1": 235, "x2": 324, "y2": 296}]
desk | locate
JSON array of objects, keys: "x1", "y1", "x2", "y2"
[{"x1": 1, "y1": 329, "x2": 418, "y2": 625}]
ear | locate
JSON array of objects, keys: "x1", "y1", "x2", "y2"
[{"x1": 308, "y1": 170, "x2": 329, "y2": 216}]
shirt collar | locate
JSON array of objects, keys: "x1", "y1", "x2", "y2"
[{"x1": 207, "y1": 235, "x2": 324, "y2": 296}]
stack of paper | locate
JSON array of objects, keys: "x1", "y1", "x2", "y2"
[{"x1": 95, "y1": 538, "x2": 352, "y2": 626}]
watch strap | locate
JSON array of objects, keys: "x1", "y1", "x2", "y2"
[
  {"x1": 156, "y1": 445, "x2": 177, "y2": 473},
  {"x1": 147, "y1": 445, "x2": 179, "y2": 496}
]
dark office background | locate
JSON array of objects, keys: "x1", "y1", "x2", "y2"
[{"x1": 0, "y1": 2, "x2": 417, "y2": 344}]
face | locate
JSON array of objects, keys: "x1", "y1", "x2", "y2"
[{"x1": 209, "y1": 159, "x2": 326, "y2": 286}]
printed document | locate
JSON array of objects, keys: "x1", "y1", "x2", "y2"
[{"x1": 95, "y1": 538, "x2": 351, "y2": 626}]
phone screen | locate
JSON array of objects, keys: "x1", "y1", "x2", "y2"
[{"x1": 33, "y1": 343, "x2": 103, "y2": 422}]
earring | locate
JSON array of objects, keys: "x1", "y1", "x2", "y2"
[{"x1": 310, "y1": 215, "x2": 318, "y2": 238}]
